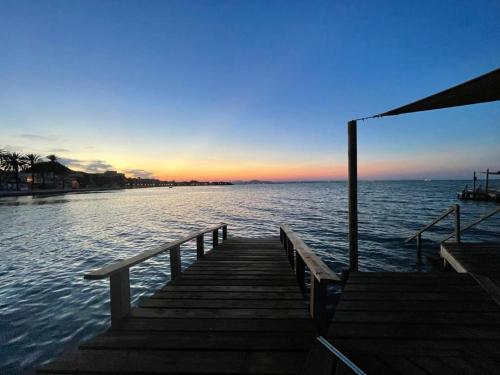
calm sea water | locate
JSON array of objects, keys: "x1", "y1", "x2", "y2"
[{"x1": 1, "y1": 181, "x2": 499, "y2": 374}]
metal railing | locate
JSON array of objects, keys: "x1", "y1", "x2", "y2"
[
  {"x1": 405, "y1": 205, "x2": 460, "y2": 254},
  {"x1": 441, "y1": 206, "x2": 500, "y2": 242},
  {"x1": 84, "y1": 223, "x2": 228, "y2": 325},
  {"x1": 316, "y1": 336, "x2": 367, "y2": 375},
  {"x1": 280, "y1": 224, "x2": 340, "y2": 333}
]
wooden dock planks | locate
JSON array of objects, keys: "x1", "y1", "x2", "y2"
[
  {"x1": 38, "y1": 237, "x2": 316, "y2": 375},
  {"x1": 441, "y1": 242, "x2": 500, "y2": 278},
  {"x1": 327, "y1": 272, "x2": 500, "y2": 374}
]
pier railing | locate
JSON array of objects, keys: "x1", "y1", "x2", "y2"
[
  {"x1": 280, "y1": 224, "x2": 340, "y2": 332},
  {"x1": 405, "y1": 205, "x2": 460, "y2": 254},
  {"x1": 441, "y1": 206, "x2": 500, "y2": 242},
  {"x1": 84, "y1": 223, "x2": 228, "y2": 325}
]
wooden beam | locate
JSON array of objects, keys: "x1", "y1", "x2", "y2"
[
  {"x1": 213, "y1": 229, "x2": 219, "y2": 247},
  {"x1": 85, "y1": 223, "x2": 227, "y2": 280},
  {"x1": 196, "y1": 234, "x2": 204, "y2": 259},
  {"x1": 170, "y1": 245, "x2": 181, "y2": 280},
  {"x1": 454, "y1": 204, "x2": 461, "y2": 243},
  {"x1": 310, "y1": 277, "x2": 328, "y2": 334},
  {"x1": 222, "y1": 225, "x2": 228, "y2": 240},
  {"x1": 348, "y1": 120, "x2": 358, "y2": 271},
  {"x1": 280, "y1": 224, "x2": 340, "y2": 282},
  {"x1": 296, "y1": 255, "x2": 306, "y2": 294},
  {"x1": 109, "y1": 268, "x2": 130, "y2": 326}
]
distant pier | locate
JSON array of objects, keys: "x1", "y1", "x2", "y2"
[{"x1": 458, "y1": 169, "x2": 500, "y2": 202}]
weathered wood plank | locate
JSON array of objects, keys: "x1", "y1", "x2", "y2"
[
  {"x1": 81, "y1": 331, "x2": 315, "y2": 351},
  {"x1": 39, "y1": 349, "x2": 309, "y2": 374},
  {"x1": 117, "y1": 318, "x2": 315, "y2": 332},
  {"x1": 161, "y1": 285, "x2": 300, "y2": 292},
  {"x1": 328, "y1": 271, "x2": 500, "y2": 375},
  {"x1": 130, "y1": 307, "x2": 310, "y2": 319},
  {"x1": 151, "y1": 291, "x2": 304, "y2": 300},
  {"x1": 39, "y1": 236, "x2": 317, "y2": 375},
  {"x1": 140, "y1": 299, "x2": 308, "y2": 309}
]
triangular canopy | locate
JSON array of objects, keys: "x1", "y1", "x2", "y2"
[{"x1": 372, "y1": 67, "x2": 500, "y2": 118}]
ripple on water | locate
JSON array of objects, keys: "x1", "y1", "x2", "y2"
[{"x1": 0, "y1": 182, "x2": 499, "y2": 374}]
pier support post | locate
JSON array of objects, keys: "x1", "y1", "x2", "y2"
[
  {"x1": 222, "y1": 225, "x2": 227, "y2": 240},
  {"x1": 348, "y1": 120, "x2": 358, "y2": 271},
  {"x1": 110, "y1": 268, "x2": 130, "y2": 326},
  {"x1": 170, "y1": 245, "x2": 181, "y2": 280},
  {"x1": 310, "y1": 277, "x2": 328, "y2": 334},
  {"x1": 197, "y1": 234, "x2": 204, "y2": 259},
  {"x1": 416, "y1": 233, "x2": 422, "y2": 256},
  {"x1": 454, "y1": 205, "x2": 461, "y2": 243},
  {"x1": 287, "y1": 238, "x2": 295, "y2": 268},
  {"x1": 486, "y1": 168, "x2": 490, "y2": 196},
  {"x1": 296, "y1": 256, "x2": 305, "y2": 294},
  {"x1": 213, "y1": 229, "x2": 219, "y2": 247}
]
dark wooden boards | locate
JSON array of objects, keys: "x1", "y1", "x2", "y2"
[
  {"x1": 38, "y1": 237, "x2": 316, "y2": 374},
  {"x1": 326, "y1": 272, "x2": 500, "y2": 375},
  {"x1": 441, "y1": 242, "x2": 500, "y2": 278}
]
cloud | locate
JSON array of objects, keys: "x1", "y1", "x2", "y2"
[
  {"x1": 18, "y1": 133, "x2": 54, "y2": 141},
  {"x1": 123, "y1": 168, "x2": 155, "y2": 179},
  {"x1": 60, "y1": 158, "x2": 114, "y2": 173},
  {"x1": 49, "y1": 148, "x2": 70, "y2": 153}
]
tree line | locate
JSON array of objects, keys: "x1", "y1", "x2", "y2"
[{"x1": 0, "y1": 149, "x2": 66, "y2": 191}]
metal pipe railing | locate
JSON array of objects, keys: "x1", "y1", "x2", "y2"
[
  {"x1": 316, "y1": 336, "x2": 367, "y2": 375},
  {"x1": 441, "y1": 206, "x2": 500, "y2": 242},
  {"x1": 405, "y1": 205, "x2": 460, "y2": 254}
]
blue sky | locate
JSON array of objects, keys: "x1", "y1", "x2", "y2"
[{"x1": 1, "y1": 0, "x2": 499, "y2": 180}]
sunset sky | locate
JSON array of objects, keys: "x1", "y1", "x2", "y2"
[{"x1": 1, "y1": 0, "x2": 499, "y2": 181}]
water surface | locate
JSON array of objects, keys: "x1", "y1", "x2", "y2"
[{"x1": 1, "y1": 181, "x2": 498, "y2": 374}]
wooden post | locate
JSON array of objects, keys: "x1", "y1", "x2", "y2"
[
  {"x1": 416, "y1": 233, "x2": 422, "y2": 256},
  {"x1": 348, "y1": 120, "x2": 358, "y2": 271},
  {"x1": 110, "y1": 268, "x2": 130, "y2": 326},
  {"x1": 170, "y1": 245, "x2": 181, "y2": 280},
  {"x1": 310, "y1": 276, "x2": 328, "y2": 334},
  {"x1": 213, "y1": 229, "x2": 219, "y2": 247},
  {"x1": 283, "y1": 234, "x2": 288, "y2": 253},
  {"x1": 287, "y1": 238, "x2": 295, "y2": 268},
  {"x1": 473, "y1": 171, "x2": 476, "y2": 192},
  {"x1": 296, "y1": 255, "x2": 305, "y2": 294},
  {"x1": 196, "y1": 234, "x2": 204, "y2": 259},
  {"x1": 454, "y1": 204, "x2": 461, "y2": 243},
  {"x1": 486, "y1": 168, "x2": 490, "y2": 195},
  {"x1": 280, "y1": 228, "x2": 283, "y2": 243},
  {"x1": 222, "y1": 225, "x2": 227, "y2": 240}
]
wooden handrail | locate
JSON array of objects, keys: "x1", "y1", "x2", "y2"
[
  {"x1": 405, "y1": 206, "x2": 456, "y2": 243},
  {"x1": 441, "y1": 206, "x2": 500, "y2": 242},
  {"x1": 85, "y1": 223, "x2": 227, "y2": 280},
  {"x1": 84, "y1": 222, "x2": 228, "y2": 325},
  {"x1": 281, "y1": 224, "x2": 340, "y2": 282},
  {"x1": 280, "y1": 224, "x2": 340, "y2": 333}
]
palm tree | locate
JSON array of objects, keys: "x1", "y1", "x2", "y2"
[
  {"x1": 2, "y1": 152, "x2": 26, "y2": 191},
  {"x1": 24, "y1": 153, "x2": 41, "y2": 190},
  {"x1": 46, "y1": 154, "x2": 58, "y2": 187}
]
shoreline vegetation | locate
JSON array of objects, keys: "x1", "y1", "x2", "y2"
[{"x1": 0, "y1": 148, "x2": 232, "y2": 196}]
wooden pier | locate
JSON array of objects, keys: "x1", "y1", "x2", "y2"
[
  {"x1": 325, "y1": 271, "x2": 500, "y2": 374},
  {"x1": 38, "y1": 224, "x2": 340, "y2": 374}
]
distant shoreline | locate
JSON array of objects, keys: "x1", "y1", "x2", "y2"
[
  {"x1": 0, "y1": 179, "x2": 477, "y2": 198},
  {"x1": 0, "y1": 187, "x2": 124, "y2": 198}
]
